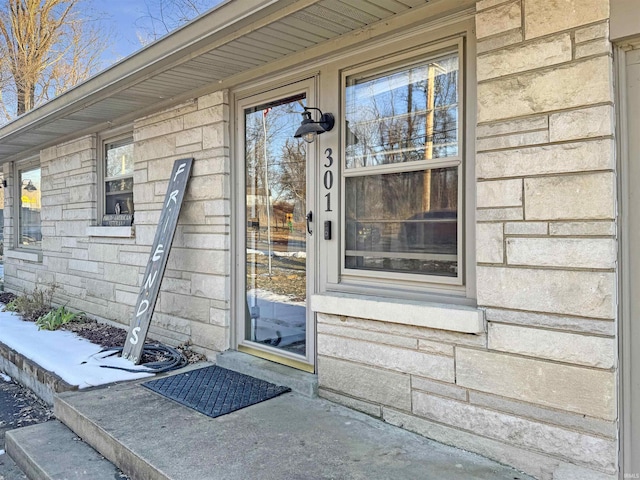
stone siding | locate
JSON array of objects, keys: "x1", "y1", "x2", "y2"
[
  {"x1": 131, "y1": 91, "x2": 230, "y2": 354},
  {"x1": 3, "y1": 91, "x2": 231, "y2": 359},
  {"x1": 0, "y1": 2, "x2": 620, "y2": 478},
  {"x1": 318, "y1": 2, "x2": 617, "y2": 479}
]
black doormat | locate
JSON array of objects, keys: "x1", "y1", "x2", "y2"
[{"x1": 142, "y1": 365, "x2": 291, "y2": 418}]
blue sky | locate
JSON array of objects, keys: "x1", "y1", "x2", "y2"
[
  {"x1": 95, "y1": 0, "x2": 224, "y2": 67},
  {"x1": 98, "y1": 0, "x2": 154, "y2": 66}
]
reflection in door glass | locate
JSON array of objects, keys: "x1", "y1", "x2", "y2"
[{"x1": 244, "y1": 94, "x2": 307, "y2": 357}]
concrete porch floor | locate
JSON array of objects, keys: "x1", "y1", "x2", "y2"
[{"x1": 7, "y1": 365, "x2": 534, "y2": 480}]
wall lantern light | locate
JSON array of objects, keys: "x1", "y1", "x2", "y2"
[
  {"x1": 22, "y1": 180, "x2": 37, "y2": 192},
  {"x1": 294, "y1": 107, "x2": 335, "y2": 143},
  {"x1": 0, "y1": 179, "x2": 37, "y2": 190}
]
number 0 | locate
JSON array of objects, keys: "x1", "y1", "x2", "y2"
[{"x1": 324, "y1": 170, "x2": 333, "y2": 189}]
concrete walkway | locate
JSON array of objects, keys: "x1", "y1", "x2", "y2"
[{"x1": 46, "y1": 376, "x2": 534, "y2": 480}]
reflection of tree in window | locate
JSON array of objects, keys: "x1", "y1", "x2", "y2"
[
  {"x1": 346, "y1": 54, "x2": 458, "y2": 168},
  {"x1": 277, "y1": 139, "x2": 306, "y2": 221},
  {"x1": 344, "y1": 52, "x2": 460, "y2": 278},
  {"x1": 245, "y1": 96, "x2": 306, "y2": 229}
]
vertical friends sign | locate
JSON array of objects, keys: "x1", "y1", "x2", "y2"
[{"x1": 122, "y1": 158, "x2": 193, "y2": 364}]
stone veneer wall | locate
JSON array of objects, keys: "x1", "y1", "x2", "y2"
[
  {"x1": 3, "y1": 90, "x2": 231, "y2": 359},
  {"x1": 317, "y1": 1, "x2": 618, "y2": 479},
  {"x1": 3, "y1": 138, "x2": 97, "y2": 297}
]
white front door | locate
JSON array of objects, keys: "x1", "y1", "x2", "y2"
[{"x1": 235, "y1": 79, "x2": 317, "y2": 373}]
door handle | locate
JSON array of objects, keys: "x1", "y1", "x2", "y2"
[{"x1": 306, "y1": 211, "x2": 313, "y2": 235}]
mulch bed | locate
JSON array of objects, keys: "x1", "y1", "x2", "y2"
[
  {"x1": 0, "y1": 292, "x2": 206, "y2": 365},
  {"x1": 0, "y1": 379, "x2": 54, "y2": 432}
]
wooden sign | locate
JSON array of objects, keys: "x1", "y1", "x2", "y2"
[
  {"x1": 102, "y1": 214, "x2": 133, "y2": 226},
  {"x1": 122, "y1": 158, "x2": 193, "y2": 364}
]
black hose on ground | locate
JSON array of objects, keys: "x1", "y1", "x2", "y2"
[{"x1": 97, "y1": 344, "x2": 187, "y2": 373}]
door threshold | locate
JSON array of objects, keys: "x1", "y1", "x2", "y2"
[
  {"x1": 238, "y1": 344, "x2": 314, "y2": 373},
  {"x1": 216, "y1": 350, "x2": 318, "y2": 398}
]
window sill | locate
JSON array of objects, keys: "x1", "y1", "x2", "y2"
[
  {"x1": 310, "y1": 293, "x2": 485, "y2": 334},
  {"x1": 86, "y1": 226, "x2": 135, "y2": 238},
  {"x1": 5, "y1": 249, "x2": 42, "y2": 263}
]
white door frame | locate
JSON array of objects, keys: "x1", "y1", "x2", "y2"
[
  {"x1": 616, "y1": 41, "x2": 640, "y2": 478},
  {"x1": 233, "y1": 78, "x2": 318, "y2": 373}
]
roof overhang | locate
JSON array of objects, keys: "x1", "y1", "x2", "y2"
[{"x1": 0, "y1": 0, "x2": 474, "y2": 163}]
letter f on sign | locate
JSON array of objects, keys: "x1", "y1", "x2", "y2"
[{"x1": 174, "y1": 163, "x2": 186, "y2": 181}]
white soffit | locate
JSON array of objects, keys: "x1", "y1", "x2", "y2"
[{"x1": 0, "y1": 0, "x2": 448, "y2": 161}]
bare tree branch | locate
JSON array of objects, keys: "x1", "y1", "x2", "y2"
[
  {"x1": 135, "y1": 0, "x2": 220, "y2": 44},
  {"x1": 0, "y1": 0, "x2": 108, "y2": 120}
]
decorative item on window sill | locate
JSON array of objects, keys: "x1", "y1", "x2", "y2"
[
  {"x1": 294, "y1": 107, "x2": 335, "y2": 143},
  {"x1": 102, "y1": 213, "x2": 133, "y2": 227}
]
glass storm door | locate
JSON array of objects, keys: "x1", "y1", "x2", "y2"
[{"x1": 237, "y1": 81, "x2": 315, "y2": 372}]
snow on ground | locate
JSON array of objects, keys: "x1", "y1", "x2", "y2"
[
  {"x1": 246, "y1": 248, "x2": 306, "y2": 258},
  {"x1": 247, "y1": 289, "x2": 305, "y2": 307},
  {"x1": 0, "y1": 308, "x2": 153, "y2": 389},
  {"x1": 1, "y1": 372, "x2": 11, "y2": 382}
]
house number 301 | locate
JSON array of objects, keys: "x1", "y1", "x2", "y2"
[{"x1": 324, "y1": 148, "x2": 334, "y2": 212}]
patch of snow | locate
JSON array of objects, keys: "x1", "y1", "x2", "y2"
[
  {"x1": 246, "y1": 248, "x2": 306, "y2": 259},
  {"x1": 247, "y1": 289, "x2": 305, "y2": 307},
  {"x1": 0, "y1": 449, "x2": 4, "y2": 456},
  {"x1": 1, "y1": 372, "x2": 11, "y2": 382},
  {"x1": 0, "y1": 308, "x2": 153, "y2": 388},
  {"x1": 275, "y1": 251, "x2": 306, "y2": 258}
]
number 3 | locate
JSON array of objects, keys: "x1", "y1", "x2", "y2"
[{"x1": 324, "y1": 148, "x2": 333, "y2": 167}]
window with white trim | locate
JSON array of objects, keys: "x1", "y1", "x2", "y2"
[
  {"x1": 18, "y1": 165, "x2": 42, "y2": 249},
  {"x1": 342, "y1": 47, "x2": 462, "y2": 285},
  {"x1": 103, "y1": 138, "x2": 134, "y2": 216}
]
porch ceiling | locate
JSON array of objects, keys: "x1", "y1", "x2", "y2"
[{"x1": 0, "y1": 0, "x2": 448, "y2": 162}]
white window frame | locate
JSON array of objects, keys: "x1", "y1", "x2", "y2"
[
  {"x1": 341, "y1": 40, "x2": 464, "y2": 289},
  {"x1": 100, "y1": 134, "x2": 134, "y2": 219},
  {"x1": 330, "y1": 38, "x2": 469, "y2": 300},
  {"x1": 14, "y1": 159, "x2": 42, "y2": 252},
  {"x1": 0, "y1": 171, "x2": 4, "y2": 243}
]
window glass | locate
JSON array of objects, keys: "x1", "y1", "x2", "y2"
[
  {"x1": 345, "y1": 54, "x2": 459, "y2": 169},
  {"x1": 345, "y1": 168, "x2": 458, "y2": 277},
  {"x1": 0, "y1": 173, "x2": 4, "y2": 254},
  {"x1": 19, "y1": 167, "x2": 41, "y2": 249},
  {"x1": 244, "y1": 94, "x2": 309, "y2": 356},
  {"x1": 105, "y1": 139, "x2": 134, "y2": 215},
  {"x1": 343, "y1": 51, "x2": 461, "y2": 281}
]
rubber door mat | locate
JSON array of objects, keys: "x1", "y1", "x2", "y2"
[{"x1": 142, "y1": 365, "x2": 291, "y2": 418}]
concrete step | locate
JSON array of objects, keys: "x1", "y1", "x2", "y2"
[
  {"x1": 50, "y1": 378, "x2": 534, "y2": 480},
  {"x1": 5, "y1": 420, "x2": 125, "y2": 480},
  {"x1": 0, "y1": 451, "x2": 28, "y2": 480},
  {"x1": 53, "y1": 384, "x2": 171, "y2": 480}
]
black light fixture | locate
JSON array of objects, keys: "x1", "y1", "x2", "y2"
[
  {"x1": 0, "y1": 179, "x2": 38, "y2": 190},
  {"x1": 22, "y1": 180, "x2": 37, "y2": 192},
  {"x1": 294, "y1": 107, "x2": 335, "y2": 143}
]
